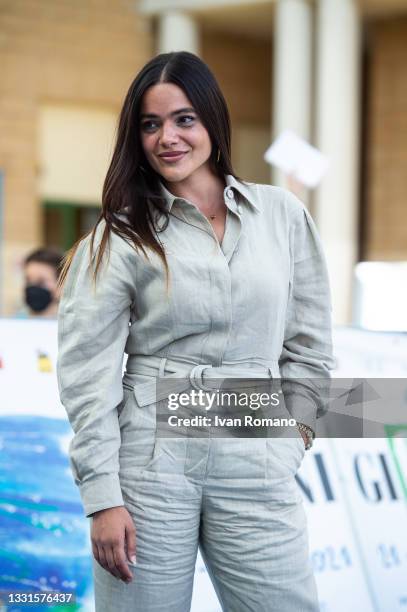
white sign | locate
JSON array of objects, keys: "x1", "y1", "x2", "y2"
[
  {"x1": 0, "y1": 320, "x2": 406, "y2": 611},
  {"x1": 264, "y1": 130, "x2": 329, "y2": 188}
]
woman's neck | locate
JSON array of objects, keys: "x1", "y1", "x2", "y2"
[{"x1": 163, "y1": 167, "x2": 226, "y2": 210}]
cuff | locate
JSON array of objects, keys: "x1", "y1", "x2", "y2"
[
  {"x1": 78, "y1": 474, "x2": 124, "y2": 518},
  {"x1": 283, "y1": 393, "x2": 318, "y2": 434}
]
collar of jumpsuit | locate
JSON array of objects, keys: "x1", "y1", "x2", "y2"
[
  {"x1": 154, "y1": 174, "x2": 261, "y2": 263},
  {"x1": 157, "y1": 174, "x2": 261, "y2": 216}
]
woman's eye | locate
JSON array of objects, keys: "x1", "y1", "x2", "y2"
[
  {"x1": 141, "y1": 121, "x2": 159, "y2": 132},
  {"x1": 177, "y1": 115, "x2": 195, "y2": 126},
  {"x1": 140, "y1": 115, "x2": 196, "y2": 132}
]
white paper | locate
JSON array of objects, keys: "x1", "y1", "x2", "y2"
[{"x1": 264, "y1": 130, "x2": 329, "y2": 188}]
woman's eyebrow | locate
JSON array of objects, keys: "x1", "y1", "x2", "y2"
[{"x1": 140, "y1": 107, "x2": 196, "y2": 120}]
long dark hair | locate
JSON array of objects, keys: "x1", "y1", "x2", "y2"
[{"x1": 58, "y1": 51, "x2": 238, "y2": 289}]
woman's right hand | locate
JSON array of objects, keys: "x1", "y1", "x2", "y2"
[{"x1": 90, "y1": 506, "x2": 136, "y2": 583}]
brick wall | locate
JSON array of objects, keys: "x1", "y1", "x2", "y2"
[
  {"x1": 201, "y1": 30, "x2": 271, "y2": 126},
  {"x1": 364, "y1": 16, "x2": 407, "y2": 260},
  {"x1": 201, "y1": 31, "x2": 272, "y2": 184},
  {"x1": 0, "y1": 0, "x2": 153, "y2": 314}
]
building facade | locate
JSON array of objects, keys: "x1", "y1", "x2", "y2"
[{"x1": 1, "y1": 0, "x2": 406, "y2": 323}]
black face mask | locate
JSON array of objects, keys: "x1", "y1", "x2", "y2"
[{"x1": 25, "y1": 285, "x2": 53, "y2": 312}]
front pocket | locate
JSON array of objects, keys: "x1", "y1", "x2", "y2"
[
  {"x1": 266, "y1": 437, "x2": 305, "y2": 480},
  {"x1": 118, "y1": 383, "x2": 159, "y2": 471}
]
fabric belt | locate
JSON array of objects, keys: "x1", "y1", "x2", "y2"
[{"x1": 124, "y1": 355, "x2": 280, "y2": 407}]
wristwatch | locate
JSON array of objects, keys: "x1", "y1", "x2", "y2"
[{"x1": 297, "y1": 422, "x2": 315, "y2": 450}]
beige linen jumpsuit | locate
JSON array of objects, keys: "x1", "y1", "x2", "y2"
[{"x1": 57, "y1": 174, "x2": 334, "y2": 612}]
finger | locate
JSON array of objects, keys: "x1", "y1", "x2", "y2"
[
  {"x1": 114, "y1": 544, "x2": 133, "y2": 582},
  {"x1": 92, "y1": 542, "x2": 100, "y2": 565},
  {"x1": 104, "y1": 546, "x2": 123, "y2": 581},
  {"x1": 125, "y1": 521, "x2": 137, "y2": 565},
  {"x1": 97, "y1": 544, "x2": 109, "y2": 572}
]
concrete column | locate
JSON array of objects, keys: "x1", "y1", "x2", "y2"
[
  {"x1": 314, "y1": 0, "x2": 360, "y2": 325},
  {"x1": 272, "y1": 0, "x2": 312, "y2": 193},
  {"x1": 157, "y1": 11, "x2": 200, "y2": 55}
]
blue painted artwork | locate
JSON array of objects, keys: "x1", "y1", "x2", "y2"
[{"x1": 0, "y1": 416, "x2": 93, "y2": 611}]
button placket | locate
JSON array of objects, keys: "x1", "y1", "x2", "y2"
[{"x1": 220, "y1": 209, "x2": 242, "y2": 264}]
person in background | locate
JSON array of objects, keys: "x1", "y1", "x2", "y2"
[{"x1": 16, "y1": 248, "x2": 64, "y2": 318}]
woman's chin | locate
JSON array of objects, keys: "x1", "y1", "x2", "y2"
[{"x1": 159, "y1": 167, "x2": 191, "y2": 183}]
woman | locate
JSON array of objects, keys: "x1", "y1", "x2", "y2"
[{"x1": 57, "y1": 51, "x2": 334, "y2": 612}]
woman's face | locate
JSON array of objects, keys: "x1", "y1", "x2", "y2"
[{"x1": 139, "y1": 83, "x2": 213, "y2": 185}]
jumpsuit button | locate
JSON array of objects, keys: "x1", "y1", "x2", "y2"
[{"x1": 226, "y1": 189, "x2": 234, "y2": 199}]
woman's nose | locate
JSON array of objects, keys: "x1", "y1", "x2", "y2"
[{"x1": 159, "y1": 121, "x2": 179, "y2": 146}]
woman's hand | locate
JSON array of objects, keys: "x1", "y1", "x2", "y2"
[{"x1": 90, "y1": 506, "x2": 136, "y2": 583}]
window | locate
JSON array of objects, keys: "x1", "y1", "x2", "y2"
[{"x1": 43, "y1": 202, "x2": 100, "y2": 251}]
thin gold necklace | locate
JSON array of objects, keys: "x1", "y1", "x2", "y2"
[{"x1": 204, "y1": 202, "x2": 225, "y2": 221}]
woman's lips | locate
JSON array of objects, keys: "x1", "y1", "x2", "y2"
[{"x1": 158, "y1": 151, "x2": 188, "y2": 162}]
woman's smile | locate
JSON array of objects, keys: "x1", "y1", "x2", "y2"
[{"x1": 158, "y1": 150, "x2": 189, "y2": 163}]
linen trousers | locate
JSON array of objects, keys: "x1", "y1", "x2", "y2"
[{"x1": 92, "y1": 377, "x2": 319, "y2": 612}]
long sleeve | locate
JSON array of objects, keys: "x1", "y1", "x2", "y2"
[
  {"x1": 279, "y1": 193, "x2": 335, "y2": 434},
  {"x1": 57, "y1": 233, "x2": 136, "y2": 517}
]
